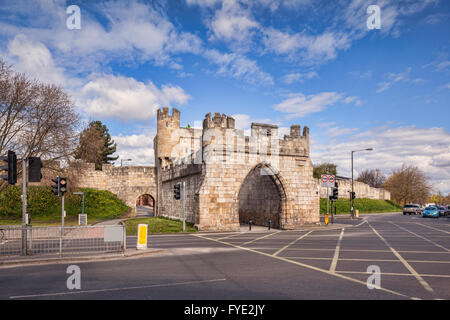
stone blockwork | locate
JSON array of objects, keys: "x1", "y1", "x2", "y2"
[
  {"x1": 70, "y1": 108, "x2": 389, "y2": 229},
  {"x1": 154, "y1": 108, "x2": 320, "y2": 231},
  {"x1": 318, "y1": 178, "x2": 391, "y2": 200},
  {"x1": 75, "y1": 163, "x2": 157, "y2": 212}
]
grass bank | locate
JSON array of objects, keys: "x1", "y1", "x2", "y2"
[
  {"x1": 320, "y1": 198, "x2": 402, "y2": 214},
  {"x1": 125, "y1": 216, "x2": 197, "y2": 235},
  {"x1": 0, "y1": 186, "x2": 130, "y2": 225}
]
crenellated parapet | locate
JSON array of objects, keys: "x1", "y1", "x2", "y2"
[{"x1": 203, "y1": 112, "x2": 235, "y2": 129}]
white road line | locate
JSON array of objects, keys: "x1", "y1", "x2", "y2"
[
  {"x1": 217, "y1": 232, "x2": 248, "y2": 241},
  {"x1": 240, "y1": 231, "x2": 282, "y2": 245},
  {"x1": 9, "y1": 278, "x2": 227, "y2": 299},
  {"x1": 285, "y1": 257, "x2": 450, "y2": 264},
  {"x1": 414, "y1": 222, "x2": 450, "y2": 235},
  {"x1": 390, "y1": 222, "x2": 449, "y2": 252},
  {"x1": 193, "y1": 234, "x2": 410, "y2": 299},
  {"x1": 336, "y1": 271, "x2": 450, "y2": 278},
  {"x1": 330, "y1": 228, "x2": 345, "y2": 272},
  {"x1": 273, "y1": 230, "x2": 313, "y2": 256},
  {"x1": 368, "y1": 222, "x2": 434, "y2": 293}
]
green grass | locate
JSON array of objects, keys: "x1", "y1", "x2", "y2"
[
  {"x1": 0, "y1": 186, "x2": 130, "y2": 225},
  {"x1": 125, "y1": 217, "x2": 197, "y2": 235},
  {"x1": 320, "y1": 198, "x2": 402, "y2": 214}
]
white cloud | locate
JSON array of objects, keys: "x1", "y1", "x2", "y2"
[
  {"x1": 311, "y1": 125, "x2": 450, "y2": 194},
  {"x1": 274, "y1": 92, "x2": 361, "y2": 118},
  {"x1": 204, "y1": 49, "x2": 273, "y2": 85},
  {"x1": 208, "y1": 0, "x2": 259, "y2": 47},
  {"x1": 113, "y1": 132, "x2": 156, "y2": 166},
  {"x1": 78, "y1": 74, "x2": 190, "y2": 121},
  {"x1": 262, "y1": 28, "x2": 351, "y2": 65},
  {"x1": 5, "y1": 34, "x2": 67, "y2": 86},
  {"x1": 376, "y1": 67, "x2": 424, "y2": 93},
  {"x1": 0, "y1": 0, "x2": 203, "y2": 72},
  {"x1": 282, "y1": 71, "x2": 318, "y2": 84}
]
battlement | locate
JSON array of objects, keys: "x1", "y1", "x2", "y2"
[
  {"x1": 157, "y1": 107, "x2": 180, "y2": 122},
  {"x1": 203, "y1": 112, "x2": 235, "y2": 129},
  {"x1": 251, "y1": 123, "x2": 278, "y2": 137}
]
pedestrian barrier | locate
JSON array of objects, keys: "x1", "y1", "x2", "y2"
[{"x1": 0, "y1": 224, "x2": 126, "y2": 258}]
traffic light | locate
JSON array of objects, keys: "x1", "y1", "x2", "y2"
[
  {"x1": 0, "y1": 150, "x2": 17, "y2": 185},
  {"x1": 351, "y1": 192, "x2": 356, "y2": 200},
  {"x1": 333, "y1": 182, "x2": 339, "y2": 200},
  {"x1": 52, "y1": 176, "x2": 60, "y2": 196},
  {"x1": 59, "y1": 177, "x2": 67, "y2": 195},
  {"x1": 174, "y1": 183, "x2": 181, "y2": 200},
  {"x1": 28, "y1": 157, "x2": 43, "y2": 182}
]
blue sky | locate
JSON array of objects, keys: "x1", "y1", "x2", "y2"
[{"x1": 0, "y1": 0, "x2": 449, "y2": 193}]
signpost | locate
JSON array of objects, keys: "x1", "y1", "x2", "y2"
[{"x1": 321, "y1": 174, "x2": 335, "y2": 226}]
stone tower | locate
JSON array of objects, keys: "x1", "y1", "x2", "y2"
[{"x1": 155, "y1": 107, "x2": 180, "y2": 166}]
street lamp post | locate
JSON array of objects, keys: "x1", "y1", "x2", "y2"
[
  {"x1": 351, "y1": 148, "x2": 373, "y2": 218},
  {"x1": 120, "y1": 158, "x2": 132, "y2": 167}
]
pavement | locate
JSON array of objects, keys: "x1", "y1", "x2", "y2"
[{"x1": 0, "y1": 212, "x2": 449, "y2": 300}]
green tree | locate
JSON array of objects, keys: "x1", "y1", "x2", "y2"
[
  {"x1": 313, "y1": 162, "x2": 337, "y2": 179},
  {"x1": 90, "y1": 121, "x2": 118, "y2": 164},
  {"x1": 74, "y1": 121, "x2": 118, "y2": 169}
]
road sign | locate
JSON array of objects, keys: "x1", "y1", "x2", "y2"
[{"x1": 321, "y1": 174, "x2": 335, "y2": 187}]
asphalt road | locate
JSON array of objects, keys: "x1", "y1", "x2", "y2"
[{"x1": 0, "y1": 213, "x2": 449, "y2": 300}]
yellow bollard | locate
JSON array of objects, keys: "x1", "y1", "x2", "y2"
[
  {"x1": 325, "y1": 214, "x2": 329, "y2": 225},
  {"x1": 355, "y1": 209, "x2": 359, "y2": 218},
  {"x1": 137, "y1": 224, "x2": 148, "y2": 250}
]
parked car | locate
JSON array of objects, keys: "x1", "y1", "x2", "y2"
[
  {"x1": 403, "y1": 204, "x2": 421, "y2": 215},
  {"x1": 423, "y1": 206, "x2": 439, "y2": 218},
  {"x1": 437, "y1": 206, "x2": 448, "y2": 217}
]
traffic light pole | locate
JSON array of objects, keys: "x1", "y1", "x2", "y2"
[
  {"x1": 21, "y1": 158, "x2": 28, "y2": 256},
  {"x1": 182, "y1": 181, "x2": 186, "y2": 232},
  {"x1": 351, "y1": 151, "x2": 354, "y2": 218},
  {"x1": 60, "y1": 194, "x2": 65, "y2": 257}
]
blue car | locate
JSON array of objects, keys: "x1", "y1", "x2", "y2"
[{"x1": 423, "y1": 206, "x2": 439, "y2": 218}]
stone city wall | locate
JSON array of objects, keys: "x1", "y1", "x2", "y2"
[
  {"x1": 317, "y1": 178, "x2": 391, "y2": 200},
  {"x1": 75, "y1": 163, "x2": 157, "y2": 212}
]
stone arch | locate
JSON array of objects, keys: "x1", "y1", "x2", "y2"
[
  {"x1": 236, "y1": 163, "x2": 287, "y2": 229},
  {"x1": 135, "y1": 193, "x2": 156, "y2": 215}
]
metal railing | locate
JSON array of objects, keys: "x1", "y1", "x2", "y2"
[{"x1": 0, "y1": 224, "x2": 126, "y2": 258}]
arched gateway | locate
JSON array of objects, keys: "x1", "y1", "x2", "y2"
[{"x1": 238, "y1": 164, "x2": 286, "y2": 229}]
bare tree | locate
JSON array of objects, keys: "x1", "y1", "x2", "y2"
[
  {"x1": 383, "y1": 164, "x2": 432, "y2": 205},
  {"x1": 357, "y1": 169, "x2": 386, "y2": 188},
  {"x1": 0, "y1": 58, "x2": 80, "y2": 190}
]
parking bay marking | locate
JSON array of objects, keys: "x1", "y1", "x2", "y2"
[
  {"x1": 390, "y1": 222, "x2": 449, "y2": 252},
  {"x1": 413, "y1": 222, "x2": 450, "y2": 235},
  {"x1": 368, "y1": 222, "x2": 434, "y2": 293},
  {"x1": 330, "y1": 228, "x2": 345, "y2": 272},
  {"x1": 241, "y1": 231, "x2": 282, "y2": 245},
  {"x1": 272, "y1": 230, "x2": 313, "y2": 256},
  {"x1": 193, "y1": 233, "x2": 411, "y2": 299}
]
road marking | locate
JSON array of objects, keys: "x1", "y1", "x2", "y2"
[
  {"x1": 239, "y1": 247, "x2": 450, "y2": 254},
  {"x1": 390, "y1": 222, "x2": 449, "y2": 252},
  {"x1": 336, "y1": 271, "x2": 450, "y2": 278},
  {"x1": 285, "y1": 257, "x2": 450, "y2": 264},
  {"x1": 217, "y1": 232, "x2": 249, "y2": 241},
  {"x1": 330, "y1": 228, "x2": 345, "y2": 272},
  {"x1": 414, "y1": 222, "x2": 450, "y2": 235},
  {"x1": 240, "y1": 231, "x2": 282, "y2": 245},
  {"x1": 9, "y1": 278, "x2": 227, "y2": 299},
  {"x1": 368, "y1": 222, "x2": 434, "y2": 293},
  {"x1": 193, "y1": 234, "x2": 411, "y2": 299},
  {"x1": 273, "y1": 231, "x2": 313, "y2": 256}
]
